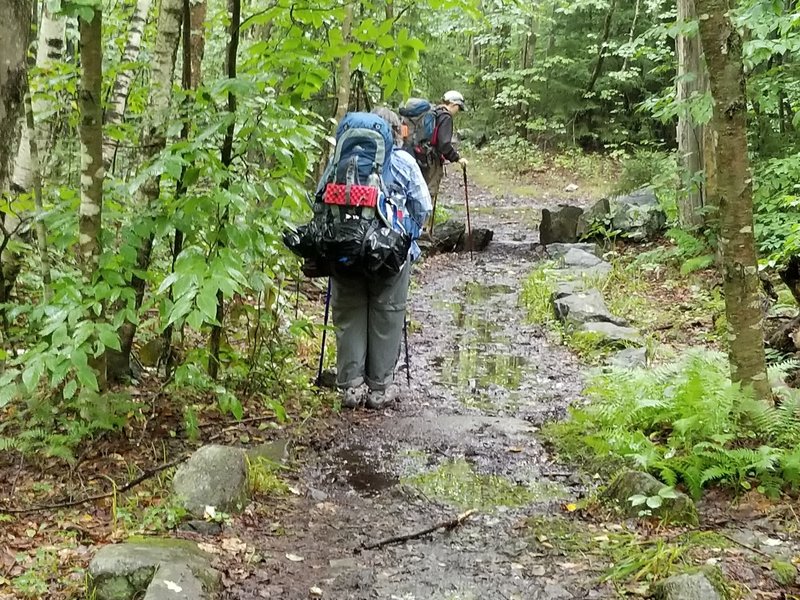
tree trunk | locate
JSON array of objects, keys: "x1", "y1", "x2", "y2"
[
  {"x1": 78, "y1": 8, "x2": 107, "y2": 387},
  {"x1": 585, "y1": 0, "x2": 617, "y2": 95},
  {"x1": 107, "y1": 0, "x2": 183, "y2": 380},
  {"x1": 208, "y1": 0, "x2": 240, "y2": 379},
  {"x1": 103, "y1": 0, "x2": 153, "y2": 169},
  {"x1": 334, "y1": 2, "x2": 354, "y2": 122},
  {"x1": 189, "y1": 0, "x2": 205, "y2": 88},
  {"x1": 695, "y1": 0, "x2": 771, "y2": 401},
  {"x1": 22, "y1": 74, "x2": 51, "y2": 300},
  {"x1": 675, "y1": 0, "x2": 709, "y2": 229},
  {"x1": 11, "y1": 6, "x2": 64, "y2": 193},
  {"x1": 0, "y1": 0, "x2": 29, "y2": 191},
  {"x1": 621, "y1": 0, "x2": 640, "y2": 72},
  {"x1": 78, "y1": 11, "x2": 103, "y2": 274}
]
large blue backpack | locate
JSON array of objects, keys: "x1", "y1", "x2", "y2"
[
  {"x1": 283, "y1": 112, "x2": 410, "y2": 278},
  {"x1": 399, "y1": 98, "x2": 444, "y2": 169}
]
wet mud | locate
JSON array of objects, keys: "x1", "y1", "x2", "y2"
[{"x1": 225, "y1": 172, "x2": 597, "y2": 599}]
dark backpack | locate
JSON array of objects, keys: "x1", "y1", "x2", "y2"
[
  {"x1": 399, "y1": 99, "x2": 445, "y2": 170},
  {"x1": 284, "y1": 112, "x2": 410, "y2": 278}
]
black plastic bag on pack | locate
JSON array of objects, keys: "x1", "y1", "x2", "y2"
[
  {"x1": 283, "y1": 219, "x2": 322, "y2": 260},
  {"x1": 321, "y1": 216, "x2": 370, "y2": 275},
  {"x1": 362, "y1": 224, "x2": 411, "y2": 278}
]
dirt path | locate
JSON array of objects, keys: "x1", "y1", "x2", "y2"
[{"x1": 225, "y1": 173, "x2": 598, "y2": 600}]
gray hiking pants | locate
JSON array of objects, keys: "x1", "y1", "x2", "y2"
[
  {"x1": 331, "y1": 260, "x2": 411, "y2": 391},
  {"x1": 422, "y1": 160, "x2": 444, "y2": 201}
]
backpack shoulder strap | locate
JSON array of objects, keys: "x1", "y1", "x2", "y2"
[{"x1": 431, "y1": 107, "x2": 449, "y2": 147}]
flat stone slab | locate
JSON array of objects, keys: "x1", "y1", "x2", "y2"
[
  {"x1": 561, "y1": 247, "x2": 604, "y2": 268},
  {"x1": 173, "y1": 444, "x2": 249, "y2": 516},
  {"x1": 579, "y1": 321, "x2": 642, "y2": 346},
  {"x1": 558, "y1": 263, "x2": 613, "y2": 281},
  {"x1": 90, "y1": 539, "x2": 219, "y2": 600},
  {"x1": 545, "y1": 242, "x2": 600, "y2": 259},
  {"x1": 607, "y1": 347, "x2": 647, "y2": 369},
  {"x1": 553, "y1": 289, "x2": 620, "y2": 326}
]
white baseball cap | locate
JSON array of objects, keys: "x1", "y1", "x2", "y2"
[{"x1": 443, "y1": 90, "x2": 466, "y2": 111}]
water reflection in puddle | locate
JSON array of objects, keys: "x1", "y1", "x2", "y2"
[{"x1": 332, "y1": 447, "x2": 398, "y2": 497}]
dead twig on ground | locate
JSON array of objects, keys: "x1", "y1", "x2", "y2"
[
  {"x1": 0, "y1": 454, "x2": 189, "y2": 514},
  {"x1": 718, "y1": 531, "x2": 774, "y2": 559},
  {"x1": 358, "y1": 509, "x2": 477, "y2": 552}
]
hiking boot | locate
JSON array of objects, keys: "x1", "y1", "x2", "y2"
[
  {"x1": 365, "y1": 386, "x2": 397, "y2": 410},
  {"x1": 341, "y1": 385, "x2": 367, "y2": 409}
]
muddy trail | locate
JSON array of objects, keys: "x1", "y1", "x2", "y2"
[{"x1": 226, "y1": 174, "x2": 596, "y2": 600}]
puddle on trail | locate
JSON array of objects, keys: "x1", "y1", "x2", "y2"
[
  {"x1": 402, "y1": 458, "x2": 567, "y2": 511},
  {"x1": 332, "y1": 447, "x2": 398, "y2": 497},
  {"x1": 433, "y1": 347, "x2": 526, "y2": 390},
  {"x1": 463, "y1": 281, "x2": 515, "y2": 303}
]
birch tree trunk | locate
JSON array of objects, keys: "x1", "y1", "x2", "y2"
[
  {"x1": 695, "y1": 0, "x2": 771, "y2": 401},
  {"x1": 189, "y1": 0, "x2": 205, "y2": 88},
  {"x1": 78, "y1": 8, "x2": 106, "y2": 387},
  {"x1": 0, "y1": 0, "x2": 29, "y2": 192},
  {"x1": 11, "y1": 7, "x2": 65, "y2": 192},
  {"x1": 103, "y1": 0, "x2": 153, "y2": 169},
  {"x1": 107, "y1": 0, "x2": 183, "y2": 380},
  {"x1": 676, "y1": 0, "x2": 709, "y2": 229},
  {"x1": 78, "y1": 10, "x2": 103, "y2": 276}
]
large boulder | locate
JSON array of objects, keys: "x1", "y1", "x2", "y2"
[
  {"x1": 553, "y1": 289, "x2": 621, "y2": 326},
  {"x1": 603, "y1": 470, "x2": 698, "y2": 526},
  {"x1": 89, "y1": 539, "x2": 220, "y2": 600},
  {"x1": 610, "y1": 187, "x2": 666, "y2": 242},
  {"x1": 539, "y1": 205, "x2": 585, "y2": 244},
  {"x1": 652, "y1": 572, "x2": 722, "y2": 600},
  {"x1": 576, "y1": 198, "x2": 611, "y2": 238},
  {"x1": 173, "y1": 445, "x2": 249, "y2": 516},
  {"x1": 423, "y1": 220, "x2": 493, "y2": 255}
]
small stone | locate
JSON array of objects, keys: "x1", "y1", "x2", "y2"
[
  {"x1": 651, "y1": 572, "x2": 722, "y2": 600},
  {"x1": 309, "y1": 488, "x2": 328, "y2": 502},
  {"x1": 564, "y1": 183, "x2": 579, "y2": 192},
  {"x1": 546, "y1": 242, "x2": 601, "y2": 259},
  {"x1": 603, "y1": 470, "x2": 698, "y2": 526},
  {"x1": 329, "y1": 557, "x2": 357, "y2": 570},
  {"x1": 529, "y1": 565, "x2": 546, "y2": 576},
  {"x1": 561, "y1": 248, "x2": 604, "y2": 269},
  {"x1": 607, "y1": 347, "x2": 647, "y2": 369}
]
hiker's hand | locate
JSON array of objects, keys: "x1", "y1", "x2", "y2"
[{"x1": 458, "y1": 158, "x2": 468, "y2": 169}]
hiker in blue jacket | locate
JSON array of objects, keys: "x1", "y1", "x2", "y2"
[{"x1": 331, "y1": 107, "x2": 432, "y2": 409}]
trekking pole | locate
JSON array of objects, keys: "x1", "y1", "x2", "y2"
[
  {"x1": 403, "y1": 315, "x2": 411, "y2": 385},
  {"x1": 428, "y1": 192, "x2": 438, "y2": 237},
  {"x1": 315, "y1": 278, "x2": 332, "y2": 387},
  {"x1": 462, "y1": 165, "x2": 474, "y2": 261}
]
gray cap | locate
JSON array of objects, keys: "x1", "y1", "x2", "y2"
[{"x1": 443, "y1": 90, "x2": 466, "y2": 111}]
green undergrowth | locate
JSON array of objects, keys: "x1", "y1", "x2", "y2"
[
  {"x1": 527, "y1": 515, "x2": 740, "y2": 594},
  {"x1": 545, "y1": 349, "x2": 800, "y2": 499},
  {"x1": 402, "y1": 458, "x2": 566, "y2": 510}
]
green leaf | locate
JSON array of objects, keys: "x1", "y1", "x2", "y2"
[
  {"x1": 646, "y1": 495, "x2": 663, "y2": 509},
  {"x1": 98, "y1": 328, "x2": 121, "y2": 352},
  {"x1": 628, "y1": 494, "x2": 647, "y2": 507},
  {"x1": 196, "y1": 284, "x2": 219, "y2": 322},
  {"x1": 63, "y1": 379, "x2": 78, "y2": 400}
]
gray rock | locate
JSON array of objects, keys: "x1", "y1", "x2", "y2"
[
  {"x1": 89, "y1": 540, "x2": 220, "y2": 600},
  {"x1": 608, "y1": 347, "x2": 648, "y2": 369},
  {"x1": 561, "y1": 248, "x2": 603, "y2": 268},
  {"x1": 178, "y1": 520, "x2": 223, "y2": 536},
  {"x1": 553, "y1": 289, "x2": 620, "y2": 326},
  {"x1": 173, "y1": 445, "x2": 249, "y2": 516},
  {"x1": 545, "y1": 242, "x2": 601, "y2": 259},
  {"x1": 560, "y1": 263, "x2": 613, "y2": 280},
  {"x1": 610, "y1": 187, "x2": 666, "y2": 242},
  {"x1": 603, "y1": 470, "x2": 698, "y2": 526},
  {"x1": 247, "y1": 439, "x2": 289, "y2": 465},
  {"x1": 423, "y1": 220, "x2": 494, "y2": 254},
  {"x1": 539, "y1": 205, "x2": 585, "y2": 244},
  {"x1": 652, "y1": 572, "x2": 722, "y2": 600},
  {"x1": 580, "y1": 322, "x2": 643, "y2": 346},
  {"x1": 576, "y1": 198, "x2": 611, "y2": 238},
  {"x1": 553, "y1": 280, "x2": 586, "y2": 299},
  {"x1": 458, "y1": 227, "x2": 494, "y2": 253}
]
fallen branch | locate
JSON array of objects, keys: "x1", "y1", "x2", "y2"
[
  {"x1": 358, "y1": 509, "x2": 477, "y2": 552},
  {"x1": 0, "y1": 454, "x2": 189, "y2": 514},
  {"x1": 718, "y1": 531, "x2": 774, "y2": 559}
]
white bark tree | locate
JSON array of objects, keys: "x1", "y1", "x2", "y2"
[
  {"x1": 11, "y1": 7, "x2": 65, "y2": 193},
  {"x1": 0, "y1": 0, "x2": 29, "y2": 192},
  {"x1": 103, "y1": 0, "x2": 153, "y2": 169}
]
